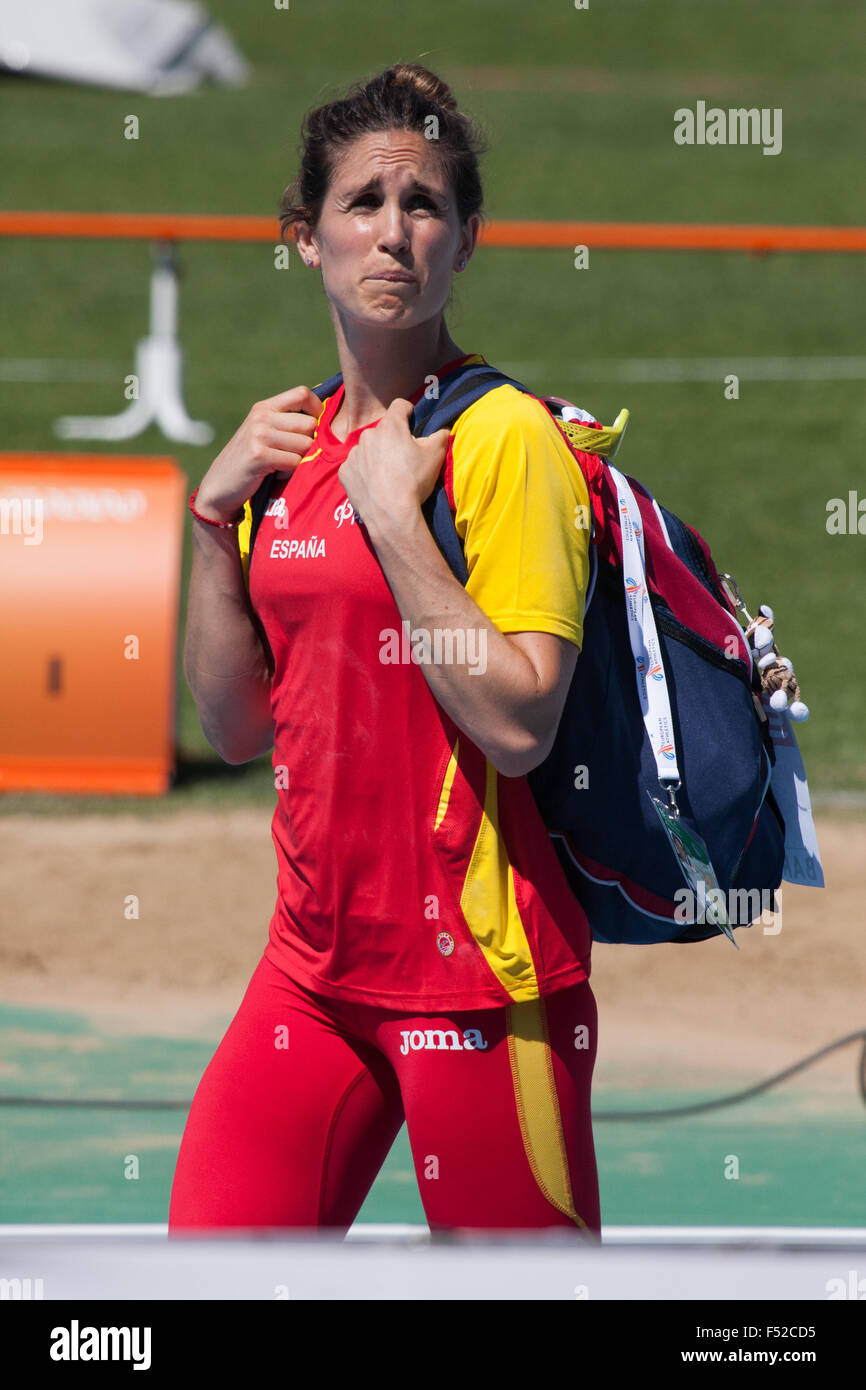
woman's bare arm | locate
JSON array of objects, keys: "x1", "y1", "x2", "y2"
[
  {"x1": 184, "y1": 513, "x2": 274, "y2": 765},
  {"x1": 183, "y1": 385, "x2": 323, "y2": 764},
  {"x1": 363, "y1": 510, "x2": 577, "y2": 777}
]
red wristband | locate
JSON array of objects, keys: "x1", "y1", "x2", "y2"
[{"x1": 188, "y1": 487, "x2": 244, "y2": 529}]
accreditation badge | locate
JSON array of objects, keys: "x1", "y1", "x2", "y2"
[{"x1": 648, "y1": 791, "x2": 738, "y2": 946}]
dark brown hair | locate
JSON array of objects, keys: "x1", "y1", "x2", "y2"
[{"x1": 278, "y1": 63, "x2": 487, "y2": 244}]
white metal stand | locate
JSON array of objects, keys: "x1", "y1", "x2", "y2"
[{"x1": 54, "y1": 242, "x2": 213, "y2": 445}]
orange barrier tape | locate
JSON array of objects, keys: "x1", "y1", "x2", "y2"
[
  {"x1": 0, "y1": 210, "x2": 865, "y2": 252},
  {"x1": 480, "y1": 220, "x2": 866, "y2": 254},
  {"x1": 0, "y1": 211, "x2": 277, "y2": 242}
]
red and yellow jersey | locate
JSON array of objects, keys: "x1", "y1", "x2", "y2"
[{"x1": 238, "y1": 353, "x2": 594, "y2": 1010}]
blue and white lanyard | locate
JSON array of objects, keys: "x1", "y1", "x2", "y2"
[{"x1": 607, "y1": 464, "x2": 682, "y2": 791}]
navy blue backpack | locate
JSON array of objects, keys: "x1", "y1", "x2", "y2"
[{"x1": 246, "y1": 358, "x2": 790, "y2": 945}]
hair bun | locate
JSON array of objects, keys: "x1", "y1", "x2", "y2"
[{"x1": 388, "y1": 62, "x2": 457, "y2": 112}]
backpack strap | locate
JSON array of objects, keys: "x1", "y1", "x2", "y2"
[
  {"x1": 409, "y1": 363, "x2": 526, "y2": 434},
  {"x1": 409, "y1": 364, "x2": 535, "y2": 576},
  {"x1": 241, "y1": 358, "x2": 619, "y2": 585},
  {"x1": 244, "y1": 361, "x2": 520, "y2": 567},
  {"x1": 414, "y1": 369, "x2": 628, "y2": 583}
]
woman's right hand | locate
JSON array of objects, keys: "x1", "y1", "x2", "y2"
[{"x1": 193, "y1": 386, "x2": 325, "y2": 523}]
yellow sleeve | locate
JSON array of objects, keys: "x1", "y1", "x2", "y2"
[{"x1": 449, "y1": 384, "x2": 592, "y2": 649}]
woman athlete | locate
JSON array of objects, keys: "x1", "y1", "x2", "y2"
[{"x1": 169, "y1": 63, "x2": 600, "y2": 1237}]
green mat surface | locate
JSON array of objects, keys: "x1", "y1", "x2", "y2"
[{"x1": 2, "y1": 1004, "x2": 862, "y2": 1227}]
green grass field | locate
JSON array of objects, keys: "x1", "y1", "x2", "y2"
[{"x1": 2, "y1": 2, "x2": 864, "y2": 810}]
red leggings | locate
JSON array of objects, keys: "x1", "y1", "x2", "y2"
[{"x1": 168, "y1": 952, "x2": 600, "y2": 1236}]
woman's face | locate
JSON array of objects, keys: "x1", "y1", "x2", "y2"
[{"x1": 297, "y1": 128, "x2": 477, "y2": 331}]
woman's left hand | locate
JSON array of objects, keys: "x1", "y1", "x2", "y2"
[{"x1": 337, "y1": 398, "x2": 452, "y2": 536}]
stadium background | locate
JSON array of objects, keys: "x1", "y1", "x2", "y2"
[{"x1": 1, "y1": 0, "x2": 864, "y2": 1232}]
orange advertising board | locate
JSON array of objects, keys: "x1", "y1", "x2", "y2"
[{"x1": 0, "y1": 454, "x2": 187, "y2": 794}]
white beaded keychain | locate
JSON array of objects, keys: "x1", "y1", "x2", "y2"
[{"x1": 719, "y1": 576, "x2": 809, "y2": 722}]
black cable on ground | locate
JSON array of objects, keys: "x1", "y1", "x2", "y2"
[
  {"x1": 0, "y1": 1030, "x2": 863, "y2": 1120},
  {"x1": 0, "y1": 1095, "x2": 188, "y2": 1111},
  {"x1": 593, "y1": 1029, "x2": 866, "y2": 1120}
]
